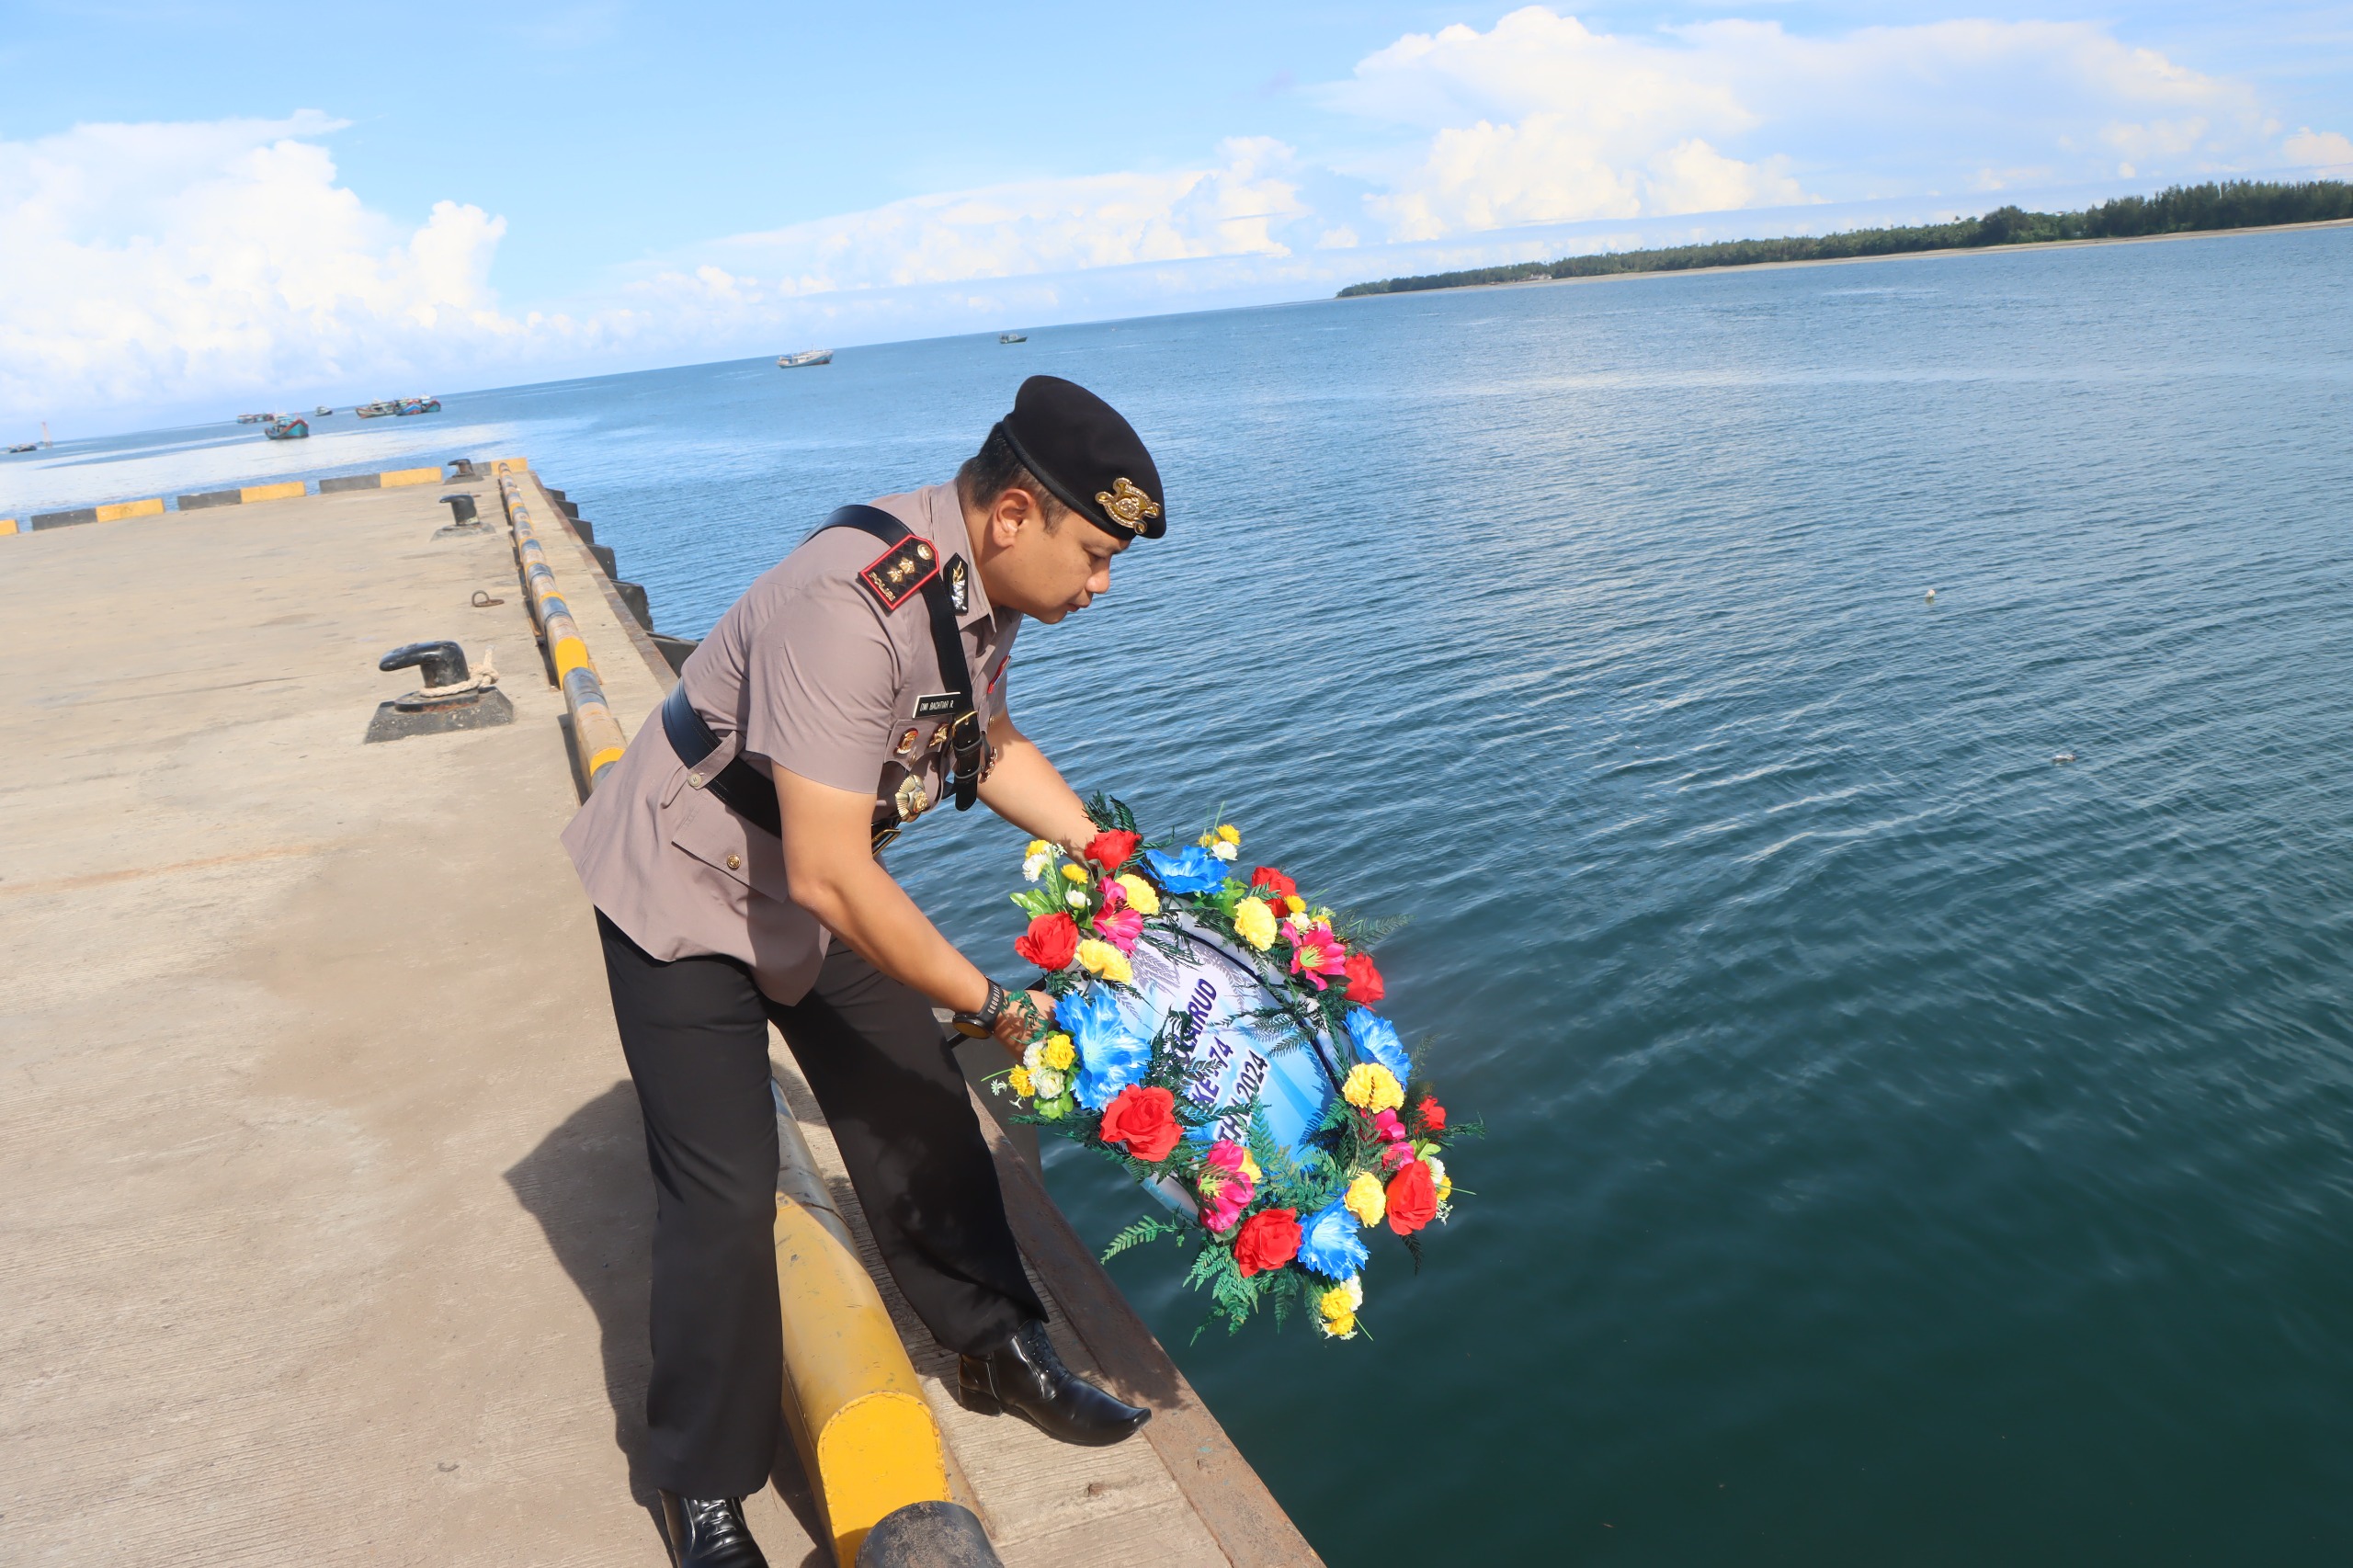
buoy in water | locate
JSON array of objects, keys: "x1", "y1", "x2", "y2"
[
  {"x1": 2052, "y1": 751, "x2": 2076, "y2": 765},
  {"x1": 1925, "y1": 588, "x2": 1938, "y2": 601}
]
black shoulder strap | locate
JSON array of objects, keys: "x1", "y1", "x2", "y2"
[{"x1": 813, "y1": 505, "x2": 986, "y2": 811}]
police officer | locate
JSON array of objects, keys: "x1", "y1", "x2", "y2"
[{"x1": 563, "y1": 376, "x2": 1165, "y2": 1568}]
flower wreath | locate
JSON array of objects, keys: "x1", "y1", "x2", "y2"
[{"x1": 992, "y1": 798, "x2": 1468, "y2": 1341}]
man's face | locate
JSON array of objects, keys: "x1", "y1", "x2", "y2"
[{"x1": 975, "y1": 486, "x2": 1129, "y2": 624}]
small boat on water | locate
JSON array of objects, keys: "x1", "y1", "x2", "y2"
[
  {"x1": 265, "y1": 417, "x2": 310, "y2": 440},
  {"x1": 999, "y1": 333, "x2": 1027, "y2": 344},
  {"x1": 394, "y1": 396, "x2": 442, "y2": 416},
  {"x1": 355, "y1": 400, "x2": 400, "y2": 419},
  {"x1": 236, "y1": 412, "x2": 274, "y2": 424},
  {"x1": 315, "y1": 405, "x2": 333, "y2": 416},
  {"x1": 777, "y1": 349, "x2": 833, "y2": 368},
  {"x1": 6, "y1": 441, "x2": 36, "y2": 454}
]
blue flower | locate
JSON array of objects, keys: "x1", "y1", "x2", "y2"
[
  {"x1": 1343, "y1": 1006, "x2": 1410, "y2": 1082},
  {"x1": 1062, "y1": 985, "x2": 1151, "y2": 1109},
  {"x1": 1143, "y1": 845, "x2": 1229, "y2": 896},
  {"x1": 1297, "y1": 1199, "x2": 1369, "y2": 1280}
]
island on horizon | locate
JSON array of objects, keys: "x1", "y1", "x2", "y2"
[{"x1": 1336, "y1": 178, "x2": 2353, "y2": 299}]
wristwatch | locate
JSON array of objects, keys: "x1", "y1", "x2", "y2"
[{"x1": 951, "y1": 979, "x2": 1010, "y2": 1039}]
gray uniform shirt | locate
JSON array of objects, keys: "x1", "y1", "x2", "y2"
[{"x1": 563, "y1": 483, "x2": 1018, "y2": 1003}]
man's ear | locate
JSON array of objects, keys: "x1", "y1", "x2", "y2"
[{"x1": 989, "y1": 486, "x2": 1041, "y2": 548}]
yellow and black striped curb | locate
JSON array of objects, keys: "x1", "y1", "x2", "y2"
[
  {"x1": 8, "y1": 460, "x2": 530, "y2": 536},
  {"x1": 497, "y1": 471, "x2": 630, "y2": 787}
]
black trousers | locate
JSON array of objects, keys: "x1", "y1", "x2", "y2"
[{"x1": 595, "y1": 911, "x2": 1045, "y2": 1497}]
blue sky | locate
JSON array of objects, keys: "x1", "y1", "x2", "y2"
[{"x1": 4, "y1": 1, "x2": 2347, "y2": 430}]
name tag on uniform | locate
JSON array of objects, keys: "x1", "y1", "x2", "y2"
[{"x1": 914, "y1": 692, "x2": 960, "y2": 718}]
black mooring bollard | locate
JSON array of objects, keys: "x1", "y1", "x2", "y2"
[
  {"x1": 366, "y1": 640, "x2": 513, "y2": 743},
  {"x1": 380, "y1": 640, "x2": 471, "y2": 688},
  {"x1": 856, "y1": 1501, "x2": 1002, "y2": 1568}
]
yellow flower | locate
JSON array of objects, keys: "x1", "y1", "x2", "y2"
[
  {"x1": 1076, "y1": 939, "x2": 1134, "y2": 985},
  {"x1": 1025, "y1": 839, "x2": 1051, "y2": 858},
  {"x1": 1217, "y1": 824, "x2": 1241, "y2": 846},
  {"x1": 1342, "y1": 1063, "x2": 1404, "y2": 1113},
  {"x1": 1115, "y1": 873, "x2": 1160, "y2": 915},
  {"x1": 1232, "y1": 896, "x2": 1277, "y2": 951},
  {"x1": 1060, "y1": 863, "x2": 1088, "y2": 883},
  {"x1": 1007, "y1": 1065, "x2": 1035, "y2": 1097},
  {"x1": 1428, "y1": 1155, "x2": 1452, "y2": 1204},
  {"x1": 1316, "y1": 1310, "x2": 1358, "y2": 1340},
  {"x1": 1040, "y1": 1033, "x2": 1075, "y2": 1072},
  {"x1": 1283, "y1": 894, "x2": 1306, "y2": 915},
  {"x1": 1344, "y1": 1172, "x2": 1387, "y2": 1227},
  {"x1": 1239, "y1": 1150, "x2": 1261, "y2": 1183},
  {"x1": 1316, "y1": 1283, "x2": 1358, "y2": 1321}
]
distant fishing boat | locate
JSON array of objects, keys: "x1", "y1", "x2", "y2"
[
  {"x1": 999, "y1": 333, "x2": 1028, "y2": 344},
  {"x1": 355, "y1": 400, "x2": 400, "y2": 419},
  {"x1": 777, "y1": 349, "x2": 833, "y2": 368},
  {"x1": 6, "y1": 441, "x2": 35, "y2": 454},
  {"x1": 265, "y1": 418, "x2": 310, "y2": 440},
  {"x1": 236, "y1": 413, "x2": 274, "y2": 424},
  {"x1": 314, "y1": 405, "x2": 333, "y2": 416},
  {"x1": 394, "y1": 396, "x2": 442, "y2": 416}
]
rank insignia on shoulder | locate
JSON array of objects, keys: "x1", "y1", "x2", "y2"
[
  {"x1": 947, "y1": 554, "x2": 971, "y2": 615},
  {"x1": 857, "y1": 535, "x2": 941, "y2": 610}
]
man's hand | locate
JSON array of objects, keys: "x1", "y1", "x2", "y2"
[{"x1": 995, "y1": 988, "x2": 1056, "y2": 1059}]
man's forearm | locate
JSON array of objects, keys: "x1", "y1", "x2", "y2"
[
  {"x1": 978, "y1": 731, "x2": 1096, "y2": 849},
  {"x1": 796, "y1": 855, "x2": 994, "y2": 1015}
]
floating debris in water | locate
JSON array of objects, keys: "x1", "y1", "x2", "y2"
[
  {"x1": 2052, "y1": 751, "x2": 2077, "y2": 764},
  {"x1": 1925, "y1": 588, "x2": 1938, "y2": 601}
]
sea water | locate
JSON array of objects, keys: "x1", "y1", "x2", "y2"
[{"x1": 17, "y1": 225, "x2": 2353, "y2": 1562}]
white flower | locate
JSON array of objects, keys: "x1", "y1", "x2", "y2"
[
  {"x1": 1210, "y1": 841, "x2": 1237, "y2": 861},
  {"x1": 1065, "y1": 890, "x2": 1087, "y2": 907},
  {"x1": 1031, "y1": 1067, "x2": 1066, "y2": 1099},
  {"x1": 1022, "y1": 1041, "x2": 1046, "y2": 1074}
]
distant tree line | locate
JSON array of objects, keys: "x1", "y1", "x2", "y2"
[{"x1": 1335, "y1": 179, "x2": 2353, "y2": 298}]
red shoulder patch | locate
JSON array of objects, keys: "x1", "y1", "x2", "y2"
[{"x1": 856, "y1": 535, "x2": 941, "y2": 610}]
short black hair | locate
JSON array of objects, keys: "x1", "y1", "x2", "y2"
[{"x1": 956, "y1": 424, "x2": 1067, "y2": 528}]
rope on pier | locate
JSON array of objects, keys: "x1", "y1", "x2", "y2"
[{"x1": 498, "y1": 472, "x2": 630, "y2": 786}]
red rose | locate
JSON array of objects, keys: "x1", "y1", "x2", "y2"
[
  {"x1": 1097, "y1": 1085, "x2": 1180, "y2": 1165},
  {"x1": 1342, "y1": 950, "x2": 1384, "y2": 1004},
  {"x1": 1247, "y1": 866, "x2": 1297, "y2": 903},
  {"x1": 1415, "y1": 1096, "x2": 1447, "y2": 1134},
  {"x1": 1014, "y1": 912, "x2": 1079, "y2": 971},
  {"x1": 1084, "y1": 830, "x2": 1142, "y2": 871},
  {"x1": 1385, "y1": 1160, "x2": 1438, "y2": 1235},
  {"x1": 1231, "y1": 1208, "x2": 1302, "y2": 1277}
]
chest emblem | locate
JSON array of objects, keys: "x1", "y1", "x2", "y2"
[
  {"x1": 947, "y1": 554, "x2": 971, "y2": 615},
  {"x1": 857, "y1": 536, "x2": 940, "y2": 610},
  {"x1": 893, "y1": 772, "x2": 930, "y2": 822}
]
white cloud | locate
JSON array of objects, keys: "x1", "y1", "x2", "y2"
[
  {"x1": 681, "y1": 137, "x2": 1309, "y2": 296},
  {"x1": 0, "y1": 113, "x2": 518, "y2": 418},
  {"x1": 2284, "y1": 128, "x2": 2353, "y2": 173},
  {"x1": 1325, "y1": 7, "x2": 2312, "y2": 241}
]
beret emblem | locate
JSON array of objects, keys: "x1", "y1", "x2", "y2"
[{"x1": 1095, "y1": 476, "x2": 1162, "y2": 529}]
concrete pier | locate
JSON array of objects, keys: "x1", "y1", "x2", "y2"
[{"x1": 0, "y1": 469, "x2": 1316, "y2": 1565}]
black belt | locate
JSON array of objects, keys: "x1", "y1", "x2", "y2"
[{"x1": 658, "y1": 505, "x2": 983, "y2": 855}]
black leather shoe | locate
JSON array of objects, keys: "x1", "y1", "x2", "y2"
[
  {"x1": 956, "y1": 1320, "x2": 1151, "y2": 1446},
  {"x1": 657, "y1": 1492, "x2": 768, "y2": 1568}
]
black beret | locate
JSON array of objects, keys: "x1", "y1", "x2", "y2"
[{"x1": 994, "y1": 375, "x2": 1165, "y2": 541}]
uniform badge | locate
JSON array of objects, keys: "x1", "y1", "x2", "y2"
[
  {"x1": 856, "y1": 535, "x2": 940, "y2": 610},
  {"x1": 892, "y1": 727, "x2": 920, "y2": 757},
  {"x1": 947, "y1": 555, "x2": 971, "y2": 615},
  {"x1": 914, "y1": 692, "x2": 959, "y2": 718},
  {"x1": 1094, "y1": 477, "x2": 1161, "y2": 529},
  {"x1": 893, "y1": 772, "x2": 929, "y2": 822}
]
